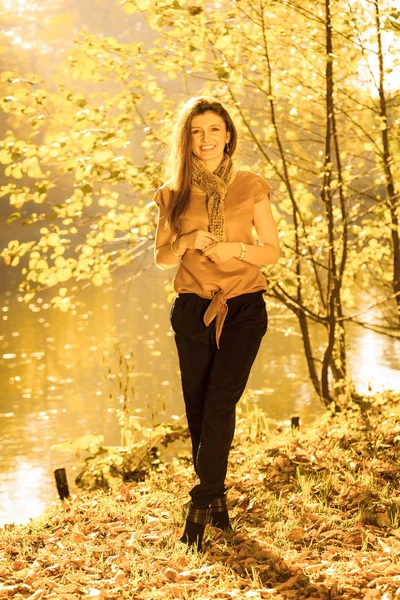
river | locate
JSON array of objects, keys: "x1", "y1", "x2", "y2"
[{"x1": 0, "y1": 263, "x2": 399, "y2": 527}]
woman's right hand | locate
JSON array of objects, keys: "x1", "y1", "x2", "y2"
[{"x1": 180, "y1": 230, "x2": 219, "y2": 252}]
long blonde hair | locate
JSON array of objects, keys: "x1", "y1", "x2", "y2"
[{"x1": 166, "y1": 96, "x2": 238, "y2": 233}]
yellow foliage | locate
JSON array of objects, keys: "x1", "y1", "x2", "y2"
[
  {"x1": 82, "y1": 245, "x2": 94, "y2": 257},
  {"x1": 92, "y1": 273, "x2": 104, "y2": 286},
  {"x1": 0, "y1": 0, "x2": 397, "y2": 351},
  {"x1": 47, "y1": 233, "x2": 61, "y2": 247}
]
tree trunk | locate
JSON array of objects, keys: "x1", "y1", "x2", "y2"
[
  {"x1": 374, "y1": 0, "x2": 400, "y2": 323},
  {"x1": 320, "y1": 0, "x2": 337, "y2": 405}
]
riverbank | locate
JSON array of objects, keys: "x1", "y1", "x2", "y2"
[{"x1": 1, "y1": 391, "x2": 400, "y2": 600}]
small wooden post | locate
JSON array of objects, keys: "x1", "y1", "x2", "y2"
[
  {"x1": 54, "y1": 468, "x2": 70, "y2": 500},
  {"x1": 291, "y1": 416, "x2": 300, "y2": 429}
]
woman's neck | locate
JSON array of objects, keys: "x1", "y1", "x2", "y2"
[
  {"x1": 202, "y1": 157, "x2": 224, "y2": 173},
  {"x1": 191, "y1": 168, "x2": 238, "y2": 191}
]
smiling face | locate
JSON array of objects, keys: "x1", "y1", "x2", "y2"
[{"x1": 190, "y1": 111, "x2": 231, "y2": 172}]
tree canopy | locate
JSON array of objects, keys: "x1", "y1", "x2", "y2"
[{"x1": 1, "y1": 0, "x2": 399, "y2": 404}]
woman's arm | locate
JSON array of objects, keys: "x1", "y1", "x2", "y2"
[
  {"x1": 154, "y1": 204, "x2": 182, "y2": 270},
  {"x1": 203, "y1": 191, "x2": 280, "y2": 266},
  {"x1": 154, "y1": 204, "x2": 219, "y2": 270},
  {"x1": 244, "y1": 193, "x2": 280, "y2": 265}
]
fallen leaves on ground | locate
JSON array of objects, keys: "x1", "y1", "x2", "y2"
[{"x1": 1, "y1": 391, "x2": 400, "y2": 599}]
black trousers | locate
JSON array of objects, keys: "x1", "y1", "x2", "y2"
[{"x1": 170, "y1": 290, "x2": 268, "y2": 508}]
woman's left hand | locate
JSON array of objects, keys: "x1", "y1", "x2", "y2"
[{"x1": 203, "y1": 242, "x2": 239, "y2": 263}]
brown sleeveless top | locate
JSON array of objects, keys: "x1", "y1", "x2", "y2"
[{"x1": 154, "y1": 170, "x2": 270, "y2": 346}]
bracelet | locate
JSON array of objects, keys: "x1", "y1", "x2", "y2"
[
  {"x1": 170, "y1": 239, "x2": 184, "y2": 259},
  {"x1": 238, "y1": 242, "x2": 247, "y2": 260}
]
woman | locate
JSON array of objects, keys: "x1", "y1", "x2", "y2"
[{"x1": 153, "y1": 96, "x2": 280, "y2": 551}]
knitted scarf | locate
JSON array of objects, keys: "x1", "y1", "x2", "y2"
[{"x1": 191, "y1": 153, "x2": 233, "y2": 242}]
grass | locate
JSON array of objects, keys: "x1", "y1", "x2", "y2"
[{"x1": 1, "y1": 390, "x2": 400, "y2": 599}]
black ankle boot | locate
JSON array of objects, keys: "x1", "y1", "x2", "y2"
[
  {"x1": 180, "y1": 504, "x2": 210, "y2": 551},
  {"x1": 210, "y1": 496, "x2": 232, "y2": 531}
]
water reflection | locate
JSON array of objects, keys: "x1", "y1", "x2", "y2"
[
  {"x1": 348, "y1": 328, "x2": 400, "y2": 394},
  {"x1": 1, "y1": 463, "x2": 47, "y2": 526},
  {"x1": 0, "y1": 264, "x2": 399, "y2": 526}
]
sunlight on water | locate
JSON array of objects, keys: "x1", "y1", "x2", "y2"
[
  {"x1": 0, "y1": 267, "x2": 399, "y2": 527},
  {"x1": 0, "y1": 464, "x2": 47, "y2": 527},
  {"x1": 351, "y1": 329, "x2": 400, "y2": 395}
]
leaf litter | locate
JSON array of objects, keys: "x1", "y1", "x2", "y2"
[{"x1": 1, "y1": 391, "x2": 400, "y2": 599}]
